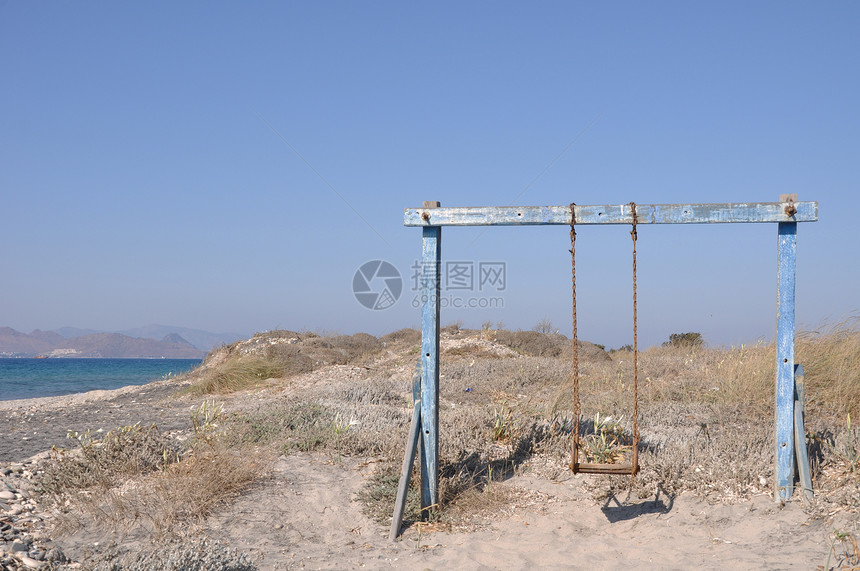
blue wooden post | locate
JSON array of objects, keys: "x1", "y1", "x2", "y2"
[
  {"x1": 419, "y1": 201, "x2": 441, "y2": 513},
  {"x1": 776, "y1": 194, "x2": 798, "y2": 502}
]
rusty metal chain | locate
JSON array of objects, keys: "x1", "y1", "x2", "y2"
[
  {"x1": 569, "y1": 203, "x2": 580, "y2": 471},
  {"x1": 630, "y1": 202, "x2": 640, "y2": 476}
]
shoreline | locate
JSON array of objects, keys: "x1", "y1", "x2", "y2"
[
  {"x1": 0, "y1": 376, "x2": 183, "y2": 411},
  {"x1": 0, "y1": 378, "x2": 195, "y2": 465}
]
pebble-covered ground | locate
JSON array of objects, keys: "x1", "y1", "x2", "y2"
[
  {"x1": 0, "y1": 381, "x2": 193, "y2": 464},
  {"x1": 1, "y1": 457, "x2": 65, "y2": 570},
  {"x1": 0, "y1": 380, "x2": 199, "y2": 570}
]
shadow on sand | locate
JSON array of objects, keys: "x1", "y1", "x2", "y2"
[{"x1": 601, "y1": 485, "x2": 675, "y2": 523}]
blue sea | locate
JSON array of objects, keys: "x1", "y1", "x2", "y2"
[{"x1": 0, "y1": 358, "x2": 202, "y2": 401}]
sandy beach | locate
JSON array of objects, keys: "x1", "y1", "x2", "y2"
[
  {"x1": 1, "y1": 382, "x2": 848, "y2": 570},
  {"x1": 2, "y1": 329, "x2": 859, "y2": 570}
]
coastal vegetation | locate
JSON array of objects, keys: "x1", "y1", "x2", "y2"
[{"x1": 31, "y1": 318, "x2": 860, "y2": 567}]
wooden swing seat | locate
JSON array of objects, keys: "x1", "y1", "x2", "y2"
[{"x1": 571, "y1": 463, "x2": 639, "y2": 475}]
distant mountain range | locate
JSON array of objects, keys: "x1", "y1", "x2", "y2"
[
  {"x1": 0, "y1": 325, "x2": 245, "y2": 358},
  {"x1": 116, "y1": 325, "x2": 244, "y2": 352}
]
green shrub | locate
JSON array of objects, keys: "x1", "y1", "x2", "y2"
[
  {"x1": 664, "y1": 332, "x2": 704, "y2": 348},
  {"x1": 181, "y1": 356, "x2": 287, "y2": 396}
]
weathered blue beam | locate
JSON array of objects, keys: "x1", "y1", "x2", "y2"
[
  {"x1": 775, "y1": 219, "x2": 797, "y2": 502},
  {"x1": 404, "y1": 202, "x2": 817, "y2": 227},
  {"x1": 419, "y1": 221, "x2": 441, "y2": 514}
]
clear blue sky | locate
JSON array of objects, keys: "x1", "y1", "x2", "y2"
[{"x1": 1, "y1": 2, "x2": 857, "y2": 349}]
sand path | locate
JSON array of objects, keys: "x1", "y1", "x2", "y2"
[{"x1": 200, "y1": 455, "x2": 836, "y2": 570}]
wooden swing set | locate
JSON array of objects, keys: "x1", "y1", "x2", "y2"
[
  {"x1": 389, "y1": 197, "x2": 817, "y2": 540},
  {"x1": 569, "y1": 202, "x2": 640, "y2": 476}
]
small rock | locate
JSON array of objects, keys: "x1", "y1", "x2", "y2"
[
  {"x1": 45, "y1": 548, "x2": 67, "y2": 563},
  {"x1": 0, "y1": 493, "x2": 14, "y2": 501},
  {"x1": 19, "y1": 554, "x2": 44, "y2": 569},
  {"x1": 28, "y1": 549, "x2": 45, "y2": 561},
  {"x1": 1, "y1": 469, "x2": 11, "y2": 476},
  {"x1": 11, "y1": 540, "x2": 29, "y2": 553}
]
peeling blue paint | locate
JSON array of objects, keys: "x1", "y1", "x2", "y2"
[
  {"x1": 405, "y1": 202, "x2": 817, "y2": 226},
  {"x1": 419, "y1": 225, "x2": 441, "y2": 513},
  {"x1": 776, "y1": 221, "x2": 797, "y2": 501}
]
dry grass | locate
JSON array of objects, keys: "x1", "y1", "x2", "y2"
[
  {"x1": 305, "y1": 322, "x2": 857, "y2": 520},
  {"x1": 136, "y1": 444, "x2": 265, "y2": 533},
  {"x1": 39, "y1": 423, "x2": 181, "y2": 495},
  {"x1": 580, "y1": 315, "x2": 860, "y2": 421},
  {"x1": 815, "y1": 529, "x2": 860, "y2": 571},
  {"x1": 37, "y1": 410, "x2": 270, "y2": 539},
  {"x1": 178, "y1": 331, "x2": 387, "y2": 396},
  {"x1": 180, "y1": 356, "x2": 291, "y2": 396},
  {"x1": 358, "y1": 466, "x2": 421, "y2": 526},
  {"x1": 380, "y1": 328, "x2": 421, "y2": 347},
  {"x1": 493, "y1": 330, "x2": 569, "y2": 356},
  {"x1": 797, "y1": 316, "x2": 860, "y2": 419},
  {"x1": 225, "y1": 376, "x2": 413, "y2": 461},
  {"x1": 47, "y1": 443, "x2": 266, "y2": 538},
  {"x1": 50, "y1": 322, "x2": 859, "y2": 545}
]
